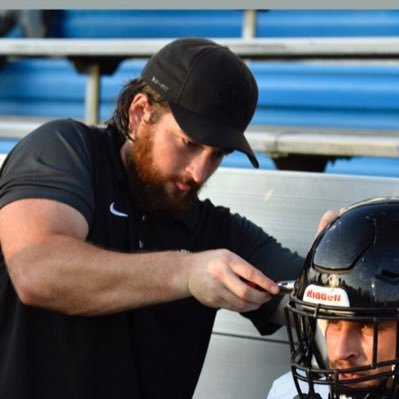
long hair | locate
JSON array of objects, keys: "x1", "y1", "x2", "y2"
[{"x1": 105, "y1": 77, "x2": 169, "y2": 143}]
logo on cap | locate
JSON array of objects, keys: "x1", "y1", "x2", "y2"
[{"x1": 151, "y1": 76, "x2": 169, "y2": 93}]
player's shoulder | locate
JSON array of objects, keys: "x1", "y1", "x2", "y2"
[
  {"x1": 267, "y1": 372, "x2": 297, "y2": 398},
  {"x1": 267, "y1": 371, "x2": 330, "y2": 399}
]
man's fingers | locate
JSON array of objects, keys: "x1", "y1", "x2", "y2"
[
  {"x1": 187, "y1": 249, "x2": 278, "y2": 311},
  {"x1": 218, "y1": 280, "x2": 272, "y2": 312},
  {"x1": 315, "y1": 209, "x2": 340, "y2": 237},
  {"x1": 230, "y1": 260, "x2": 280, "y2": 295}
]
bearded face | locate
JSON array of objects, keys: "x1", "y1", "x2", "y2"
[{"x1": 123, "y1": 122, "x2": 201, "y2": 218}]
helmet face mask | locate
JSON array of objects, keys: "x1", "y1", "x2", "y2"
[
  {"x1": 286, "y1": 301, "x2": 399, "y2": 399},
  {"x1": 285, "y1": 197, "x2": 399, "y2": 399}
]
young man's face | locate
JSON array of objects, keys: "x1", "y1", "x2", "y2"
[{"x1": 326, "y1": 319, "x2": 397, "y2": 390}]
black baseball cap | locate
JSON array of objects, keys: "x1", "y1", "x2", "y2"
[{"x1": 141, "y1": 37, "x2": 259, "y2": 168}]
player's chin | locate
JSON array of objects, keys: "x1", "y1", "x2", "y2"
[{"x1": 339, "y1": 374, "x2": 386, "y2": 390}]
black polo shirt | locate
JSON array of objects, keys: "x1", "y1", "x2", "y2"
[{"x1": 0, "y1": 119, "x2": 303, "y2": 399}]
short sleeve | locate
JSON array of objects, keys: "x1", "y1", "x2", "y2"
[{"x1": 0, "y1": 119, "x2": 94, "y2": 224}]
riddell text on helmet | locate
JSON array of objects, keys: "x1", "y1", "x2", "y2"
[
  {"x1": 306, "y1": 289, "x2": 341, "y2": 303},
  {"x1": 303, "y1": 285, "x2": 350, "y2": 307}
]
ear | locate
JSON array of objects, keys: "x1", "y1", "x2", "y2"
[{"x1": 128, "y1": 93, "x2": 152, "y2": 140}]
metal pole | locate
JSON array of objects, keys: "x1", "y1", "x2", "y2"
[
  {"x1": 242, "y1": 10, "x2": 257, "y2": 39},
  {"x1": 84, "y1": 63, "x2": 100, "y2": 125}
]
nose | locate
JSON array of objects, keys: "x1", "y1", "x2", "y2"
[
  {"x1": 328, "y1": 323, "x2": 360, "y2": 365},
  {"x1": 187, "y1": 151, "x2": 215, "y2": 185}
]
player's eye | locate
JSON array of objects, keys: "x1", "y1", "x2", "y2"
[{"x1": 326, "y1": 319, "x2": 342, "y2": 329}]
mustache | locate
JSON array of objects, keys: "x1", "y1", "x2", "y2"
[{"x1": 174, "y1": 175, "x2": 202, "y2": 192}]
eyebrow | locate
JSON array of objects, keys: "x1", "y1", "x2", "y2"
[{"x1": 175, "y1": 130, "x2": 232, "y2": 156}]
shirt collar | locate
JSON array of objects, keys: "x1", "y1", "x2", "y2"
[
  {"x1": 175, "y1": 199, "x2": 200, "y2": 231},
  {"x1": 146, "y1": 199, "x2": 201, "y2": 232}
]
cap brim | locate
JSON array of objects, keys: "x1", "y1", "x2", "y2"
[{"x1": 170, "y1": 103, "x2": 259, "y2": 169}]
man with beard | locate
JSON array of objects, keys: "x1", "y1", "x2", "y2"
[
  {"x1": 267, "y1": 197, "x2": 399, "y2": 399},
  {"x1": 0, "y1": 38, "x2": 305, "y2": 399}
]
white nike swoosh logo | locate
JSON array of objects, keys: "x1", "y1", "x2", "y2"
[{"x1": 109, "y1": 202, "x2": 128, "y2": 217}]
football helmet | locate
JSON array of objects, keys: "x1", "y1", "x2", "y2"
[{"x1": 286, "y1": 197, "x2": 399, "y2": 399}]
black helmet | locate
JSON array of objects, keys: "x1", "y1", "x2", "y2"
[{"x1": 286, "y1": 197, "x2": 399, "y2": 399}]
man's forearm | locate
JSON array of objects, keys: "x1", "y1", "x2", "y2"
[{"x1": 7, "y1": 235, "x2": 191, "y2": 315}]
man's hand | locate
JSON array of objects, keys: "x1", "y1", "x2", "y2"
[
  {"x1": 315, "y1": 208, "x2": 346, "y2": 237},
  {"x1": 186, "y1": 249, "x2": 280, "y2": 312}
]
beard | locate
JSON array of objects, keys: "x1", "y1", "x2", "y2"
[{"x1": 123, "y1": 123, "x2": 202, "y2": 219}]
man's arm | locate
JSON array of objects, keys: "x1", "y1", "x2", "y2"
[{"x1": 0, "y1": 198, "x2": 280, "y2": 316}]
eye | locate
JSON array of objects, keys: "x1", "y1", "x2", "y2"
[
  {"x1": 360, "y1": 322, "x2": 374, "y2": 330},
  {"x1": 326, "y1": 319, "x2": 342, "y2": 331},
  {"x1": 213, "y1": 149, "x2": 226, "y2": 160},
  {"x1": 181, "y1": 137, "x2": 197, "y2": 149},
  {"x1": 358, "y1": 322, "x2": 376, "y2": 337},
  {"x1": 213, "y1": 148, "x2": 232, "y2": 161}
]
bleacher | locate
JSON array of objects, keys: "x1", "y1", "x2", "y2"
[{"x1": 1, "y1": 10, "x2": 399, "y2": 174}]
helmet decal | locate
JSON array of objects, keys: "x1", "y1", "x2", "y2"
[{"x1": 303, "y1": 284, "x2": 350, "y2": 307}]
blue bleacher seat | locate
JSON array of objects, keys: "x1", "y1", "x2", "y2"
[
  {"x1": 325, "y1": 156, "x2": 399, "y2": 177},
  {"x1": 256, "y1": 10, "x2": 399, "y2": 37},
  {"x1": 1, "y1": 10, "x2": 399, "y2": 177},
  {"x1": 2, "y1": 59, "x2": 399, "y2": 133},
  {"x1": 47, "y1": 10, "x2": 245, "y2": 39},
  {"x1": 221, "y1": 152, "x2": 399, "y2": 180}
]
